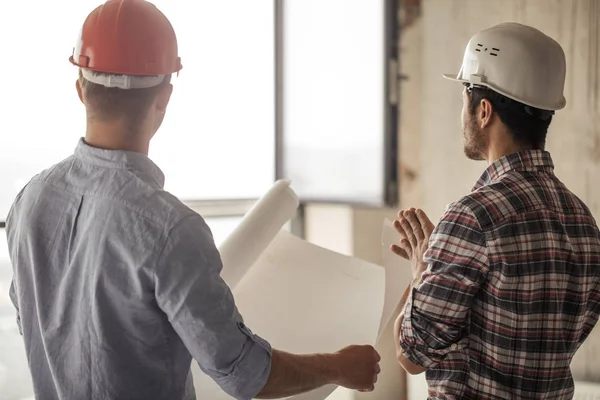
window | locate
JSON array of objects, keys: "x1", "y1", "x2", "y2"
[
  {"x1": 0, "y1": 1, "x2": 93, "y2": 220},
  {"x1": 149, "y1": 0, "x2": 275, "y2": 200},
  {"x1": 204, "y1": 216, "x2": 244, "y2": 245},
  {"x1": 278, "y1": 0, "x2": 397, "y2": 206},
  {"x1": 0, "y1": 0, "x2": 275, "y2": 221}
]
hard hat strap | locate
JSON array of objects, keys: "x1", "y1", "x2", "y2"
[{"x1": 81, "y1": 69, "x2": 166, "y2": 90}]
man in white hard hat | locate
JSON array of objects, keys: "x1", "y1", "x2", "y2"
[
  {"x1": 391, "y1": 22, "x2": 600, "y2": 399},
  {"x1": 6, "y1": 1, "x2": 380, "y2": 399}
]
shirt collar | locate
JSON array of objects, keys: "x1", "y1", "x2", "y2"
[
  {"x1": 473, "y1": 149, "x2": 554, "y2": 191},
  {"x1": 74, "y1": 138, "x2": 165, "y2": 188}
]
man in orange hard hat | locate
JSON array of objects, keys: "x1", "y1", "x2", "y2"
[{"x1": 6, "y1": 1, "x2": 380, "y2": 399}]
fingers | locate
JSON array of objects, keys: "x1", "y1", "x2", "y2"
[
  {"x1": 393, "y1": 215, "x2": 413, "y2": 258},
  {"x1": 393, "y1": 218, "x2": 407, "y2": 238},
  {"x1": 373, "y1": 349, "x2": 381, "y2": 363},
  {"x1": 416, "y1": 209, "x2": 435, "y2": 237},
  {"x1": 395, "y1": 210, "x2": 417, "y2": 248},
  {"x1": 396, "y1": 208, "x2": 435, "y2": 247},
  {"x1": 371, "y1": 349, "x2": 381, "y2": 388},
  {"x1": 400, "y1": 216, "x2": 417, "y2": 248},
  {"x1": 399, "y1": 239, "x2": 412, "y2": 258},
  {"x1": 390, "y1": 244, "x2": 409, "y2": 259},
  {"x1": 338, "y1": 345, "x2": 381, "y2": 392},
  {"x1": 404, "y1": 210, "x2": 424, "y2": 241},
  {"x1": 360, "y1": 366, "x2": 379, "y2": 392}
]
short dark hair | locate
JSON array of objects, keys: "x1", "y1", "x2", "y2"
[
  {"x1": 465, "y1": 84, "x2": 553, "y2": 150},
  {"x1": 79, "y1": 70, "x2": 171, "y2": 124}
]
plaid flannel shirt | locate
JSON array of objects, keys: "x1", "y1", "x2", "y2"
[{"x1": 399, "y1": 150, "x2": 600, "y2": 399}]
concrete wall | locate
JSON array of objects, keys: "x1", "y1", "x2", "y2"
[{"x1": 306, "y1": 0, "x2": 600, "y2": 398}]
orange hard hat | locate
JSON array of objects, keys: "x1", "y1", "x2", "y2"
[{"x1": 70, "y1": 0, "x2": 183, "y2": 77}]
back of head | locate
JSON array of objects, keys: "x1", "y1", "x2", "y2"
[
  {"x1": 71, "y1": 0, "x2": 182, "y2": 126},
  {"x1": 444, "y1": 22, "x2": 567, "y2": 149}
]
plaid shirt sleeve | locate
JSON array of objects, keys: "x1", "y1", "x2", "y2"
[{"x1": 399, "y1": 201, "x2": 490, "y2": 369}]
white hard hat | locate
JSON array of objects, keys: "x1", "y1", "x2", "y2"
[{"x1": 443, "y1": 22, "x2": 566, "y2": 111}]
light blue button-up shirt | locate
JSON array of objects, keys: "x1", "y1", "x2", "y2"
[{"x1": 6, "y1": 139, "x2": 272, "y2": 400}]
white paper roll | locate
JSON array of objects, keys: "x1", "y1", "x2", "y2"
[
  {"x1": 193, "y1": 181, "x2": 402, "y2": 400},
  {"x1": 193, "y1": 181, "x2": 386, "y2": 400},
  {"x1": 194, "y1": 230, "x2": 385, "y2": 400},
  {"x1": 218, "y1": 180, "x2": 299, "y2": 289}
]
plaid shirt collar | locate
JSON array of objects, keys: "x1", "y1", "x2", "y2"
[{"x1": 473, "y1": 149, "x2": 555, "y2": 191}]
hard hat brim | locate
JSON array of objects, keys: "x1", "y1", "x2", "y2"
[
  {"x1": 442, "y1": 73, "x2": 465, "y2": 82},
  {"x1": 442, "y1": 72, "x2": 566, "y2": 110}
]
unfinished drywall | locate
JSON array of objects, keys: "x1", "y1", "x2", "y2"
[{"x1": 401, "y1": 0, "x2": 600, "y2": 384}]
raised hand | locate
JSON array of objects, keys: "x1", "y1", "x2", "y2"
[{"x1": 391, "y1": 208, "x2": 435, "y2": 285}]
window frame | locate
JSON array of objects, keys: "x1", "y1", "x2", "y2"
[{"x1": 274, "y1": 0, "x2": 400, "y2": 208}]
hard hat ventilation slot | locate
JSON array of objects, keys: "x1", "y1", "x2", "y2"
[{"x1": 475, "y1": 43, "x2": 500, "y2": 56}]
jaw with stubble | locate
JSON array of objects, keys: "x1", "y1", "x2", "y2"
[{"x1": 462, "y1": 119, "x2": 486, "y2": 161}]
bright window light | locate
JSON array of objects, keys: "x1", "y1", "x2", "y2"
[
  {"x1": 282, "y1": 0, "x2": 386, "y2": 204},
  {"x1": 0, "y1": 0, "x2": 275, "y2": 220},
  {"x1": 150, "y1": 0, "x2": 275, "y2": 201}
]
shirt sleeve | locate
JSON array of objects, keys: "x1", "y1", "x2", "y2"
[
  {"x1": 399, "y1": 201, "x2": 489, "y2": 369},
  {"x1": 6, "y1": 216, "x2": 22, "y2": 336},
  {"x1": 9, "y1": 279, "x2": 22, "y2": 336},
  {"x1": 154, "y1": 214, "x2": 272, "y2": 400}
]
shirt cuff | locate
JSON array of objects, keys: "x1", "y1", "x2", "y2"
[
  {"x1": 399, "y1": 288, "x2": 441, "y2": 369},
  {"x1": 213, "y1": 322, "x2": 272, "y2": 400}
]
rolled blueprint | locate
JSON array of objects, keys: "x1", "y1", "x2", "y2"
[
  {"x1": 219, "y1": 179, "x2": 299, "y2": 289},
  {"x1": 192, "y1": 181, "x2": 386, "y2": 400},
  {"x1": 234, "y1": 231, "x2": 385, "y2": 400},
  {"x1": 195, "y1": 230, "x2": 385, "y2": 400}
]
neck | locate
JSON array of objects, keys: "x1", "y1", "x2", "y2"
[
  {"x1": 484, "y1": 128, "x2": 534, "y2": 165},
  {"x1": 485, "y1": 145, "x2": 524, "y2": 165},
  {"x1": 85, "y1": 120, "x2": 151, "y2": 155}
]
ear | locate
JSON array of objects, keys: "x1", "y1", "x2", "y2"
[
  {"x1": 478, "y1": 99, "x2": 494, "y2": 129},
  {"x1": 155, "y1": 83, "x2": 174, "y2": 114},
  {"x1": 479, "y1": 98, "x2": 493, "y2": 129},
  {"x1": 76, "y1": 79, "x2": 84, "y2": 104}
]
